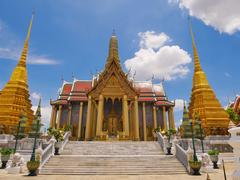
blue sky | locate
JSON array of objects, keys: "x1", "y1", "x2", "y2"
[{"x1": 0, "y1": 0, "x2": 240, "y2": 127}]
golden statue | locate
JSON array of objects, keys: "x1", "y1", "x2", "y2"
[
  {"x1": 188, "y1": 22, "x2": 229, "y2": 135},
  {"x1": 0, "y1": 14, "x2": 34, "y2": 134}
]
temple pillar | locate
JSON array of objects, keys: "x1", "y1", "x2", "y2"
[
  {"x1": 122, "y1": 95, "x2": 129, "y2": 136},
  {"x1": 77, "y1": 102, "x2": 83, "y2": 140},
  {"x1": 91, "y1": 101, "x2": 97, "y2": 137},
  {"x1": 50, "y1": 105, "x2": 57, "y2": 128},
  {"x1": 142, "y1": 102, "x2": 147, "y2": 141},
  {"x1": 134, "y1": 96, "x2": 140, "y2": 140},
  {"x1": 85, "y1": 96, "x2": 92, "y2": 140},
  {"x1": 67, "y1": 105, "x2": 72, "y2": 126},
  {"x1": 56, "y1": 105, "x2": 62, "y2": 129},
  {"x1": 169, "y1": 107, "x2": 175, "y2": 129},
  {"x1": 153, "y1": 106, "x2": 157, "y2": 129},
  {"x1": 96, "y1": 94, "x2": 104, "y2": 137},
  {"x1": 162, "y1": 106, "x2": 167, "y2": 131}
]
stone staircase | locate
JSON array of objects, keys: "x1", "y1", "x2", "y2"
[{"x1": 40, "y1": 141, "x2": 187, "y2": 175}]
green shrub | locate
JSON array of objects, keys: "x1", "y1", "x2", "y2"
[
  {"x1": 47, "y1": 128, "x2": 64, "y2": 142},
  {"x1": 208, "y1": 150, "x2": 219, "y2": 156},
  {"x1": 0, "y1": 147, "x2": 13, "y2": 155}
]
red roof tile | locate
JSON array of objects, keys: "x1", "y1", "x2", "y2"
[
  {"x1": 61, "y1": 84, "x2": 72, "y2": 95},
  {"x1": 73, "y1": 81, "x2": 92, "y2": 92}
]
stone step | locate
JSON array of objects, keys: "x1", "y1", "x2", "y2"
[{"x1": 40, "y1": 141, "x2": 186, "y2": 175}]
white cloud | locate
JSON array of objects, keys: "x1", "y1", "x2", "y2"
[
  {"x1": 0, "y1": 19, "x2": 59, "y2": 65},
  {"x1": 224, "y1": 72, "x2": 231, "y2": 78},
  {"x1": 173, "y1": 99, "x2": 184, "y2": 112},
  {"x1": 138, "y1": 31, "x2": 170, "y2": 49},
  {"x1": 175, "y1": 0, "x2": 240, "y2": 34},
  {"x1": 32, "y1": 105, "x2": 51, "y2": 130},
  {"x1": 31, "y1": 92, "x2": 41, "y2": 100},
  {"x1": 124, "y1": 31, "x2": 191, "y2": 81},
  {"x1": 0, "y1": 47, "x2": 59, "y2": 65}
]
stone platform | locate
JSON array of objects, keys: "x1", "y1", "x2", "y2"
[{"x1": 40, "y1": 141, "x2": 186, "y2": 175}]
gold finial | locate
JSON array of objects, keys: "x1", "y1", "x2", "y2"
[
  {"x1": 17, "y1": 12, "x2": 34, "y2": 67},
  {"x1": 105, "y1": 31, "x2": 120, "y2": 68},
  {"x1": 9, "y1": 13, "x2": 34, "y2": 83},
  {"x1": 188, "y1": 17, "x2": 202, "y2": 72}
]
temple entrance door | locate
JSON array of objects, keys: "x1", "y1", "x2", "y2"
[
  {"x1": 107, "y1": 104, "x2": 118, "y2": 137},
  {"x1": 108, "y1": 117, "x2": 117, "y2": 136}
]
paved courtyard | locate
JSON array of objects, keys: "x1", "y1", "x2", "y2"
[{"x1": 0, "y1": 162, "x2": 235, "y2": 180}]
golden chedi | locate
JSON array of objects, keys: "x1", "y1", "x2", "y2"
[
  {"x1": 0, "y1": 14, "x2": 34, "y2": 134},
  {"x1": 188, "y1": 23, "x2": 229, "y2": 135}
]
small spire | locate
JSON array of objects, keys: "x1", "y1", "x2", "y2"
[
  {"x1": 35, "y1": 97, "x2": 41, "y2": 117},
  {"x1": 183, "y1": 100, "x2": 189, "y2": 121},
  {"x1": 188, "y1": 17, "x2": 202, "y2": 72}
]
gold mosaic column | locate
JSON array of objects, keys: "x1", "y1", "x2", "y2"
[
  {"x1": 96, "y1": 94, "x2": 104, "y2": 137},
  {"x1": 153, "y1": 106, "x2": 157, "y2": 129},
  {"x1": 77, "y1": 102, "x2": 83, "y2": 139},
  {"x1": 170, "y1": 107, "x2": 175, "y2": 129},
  {"x1": 50, "y1": 105, "x2": 57, "y2": 128},
  {"x1": 134, "y1": 96, "x2": 140, "y2": 140},
  {"x1": 85, "y1": 96, "x2": 92, "y2": 140},
  {"x1": 122, "y1": 95, "x2": 129, "y2": 136},
  {"x1": 162, "y1": 106, "x2": 167, "y2": 131},
  {"x1": 56, "y1": 105, "x2": 62, "y2": 129},
  {"x1": 67, "y1": 105, "x2": 72, "y2": 126},
  {"x1": 142, "y1": 102, "x2": 147, "y2": 141}
]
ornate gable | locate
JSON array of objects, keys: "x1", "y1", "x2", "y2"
[{"x1": 88, "y1": 35, "x2": 138, "y2": 99}]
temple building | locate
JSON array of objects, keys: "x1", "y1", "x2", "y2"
[
  {"x1": 188, "y1": 23, "x2": 229, "y2": 135},
  {"x1": 0, "y1": 15, "x2": 34, "y2": 134},
  {"x1": 229, "y1": 95, "x2": 240, "y2": 115},
  {"x1": 50, "y1": 34, "x2": 175, "y2": 141}
]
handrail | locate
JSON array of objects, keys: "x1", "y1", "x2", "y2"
[
  {"x1": 156, "y1": 132, "x2": 165, "y2": 151},
  {"x1": 39, "y1": 131, "x2": 71, "y2": 169},
  {"x1": 39, "y1": 138, "x2": 55, "y2": 169},
  {"x1": 175, "y1": 143, "x2": 189, "y2": 172},
  {"x1": 60, "y1": 131, "x2": 71, "y2": 151}
]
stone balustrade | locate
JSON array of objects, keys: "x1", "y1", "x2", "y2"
[{"x1": 228, "y1": 126, "x2": 240, "y2": 180}]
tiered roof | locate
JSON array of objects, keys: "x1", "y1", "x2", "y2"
[{"x1": 52, "y1": 79, "x2": 173, "y2": 106}]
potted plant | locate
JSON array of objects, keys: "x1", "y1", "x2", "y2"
[
  {"x1": 208, "y1": 150, "x2": 219, "y2": 169},
  {"x1": 165, "y1": 129, "x2": 176, "y2": 155},
  {"x1": 0, "y1": 147, "x2": 13, "y2": 169},
  {"x1": 189, "y1": 159, "x2": 202, "y2": 175},
  {"x1": 27, "y1": 160, "x2": 40, "y2": 176},
  {"x1": 47, "y1": 128, "x2": 64, "y2": 155}
]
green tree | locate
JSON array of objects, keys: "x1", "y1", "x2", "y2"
[{"x1": 226, "y1": 107, "x2": 240, "y2": 124}]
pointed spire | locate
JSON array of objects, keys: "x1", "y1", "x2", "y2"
[
  {"x1": 9, "y1": 12, "x2": 34, "y2": 83},
  {"x1": 183, "y1": 100, "x2": 189, "y2": 121},
  {"x1": 18, "y1": 12, "x2": 34, "y2": 67},
  {"x1": 189, "y1": 17, "x2": 202, "y2": 72},
  {"x1": 35, "y1": 97, "x2": 41, "y2": 117},
  {"x1": 106, "y1": 30, "x2": 120, "y2": 67}
]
